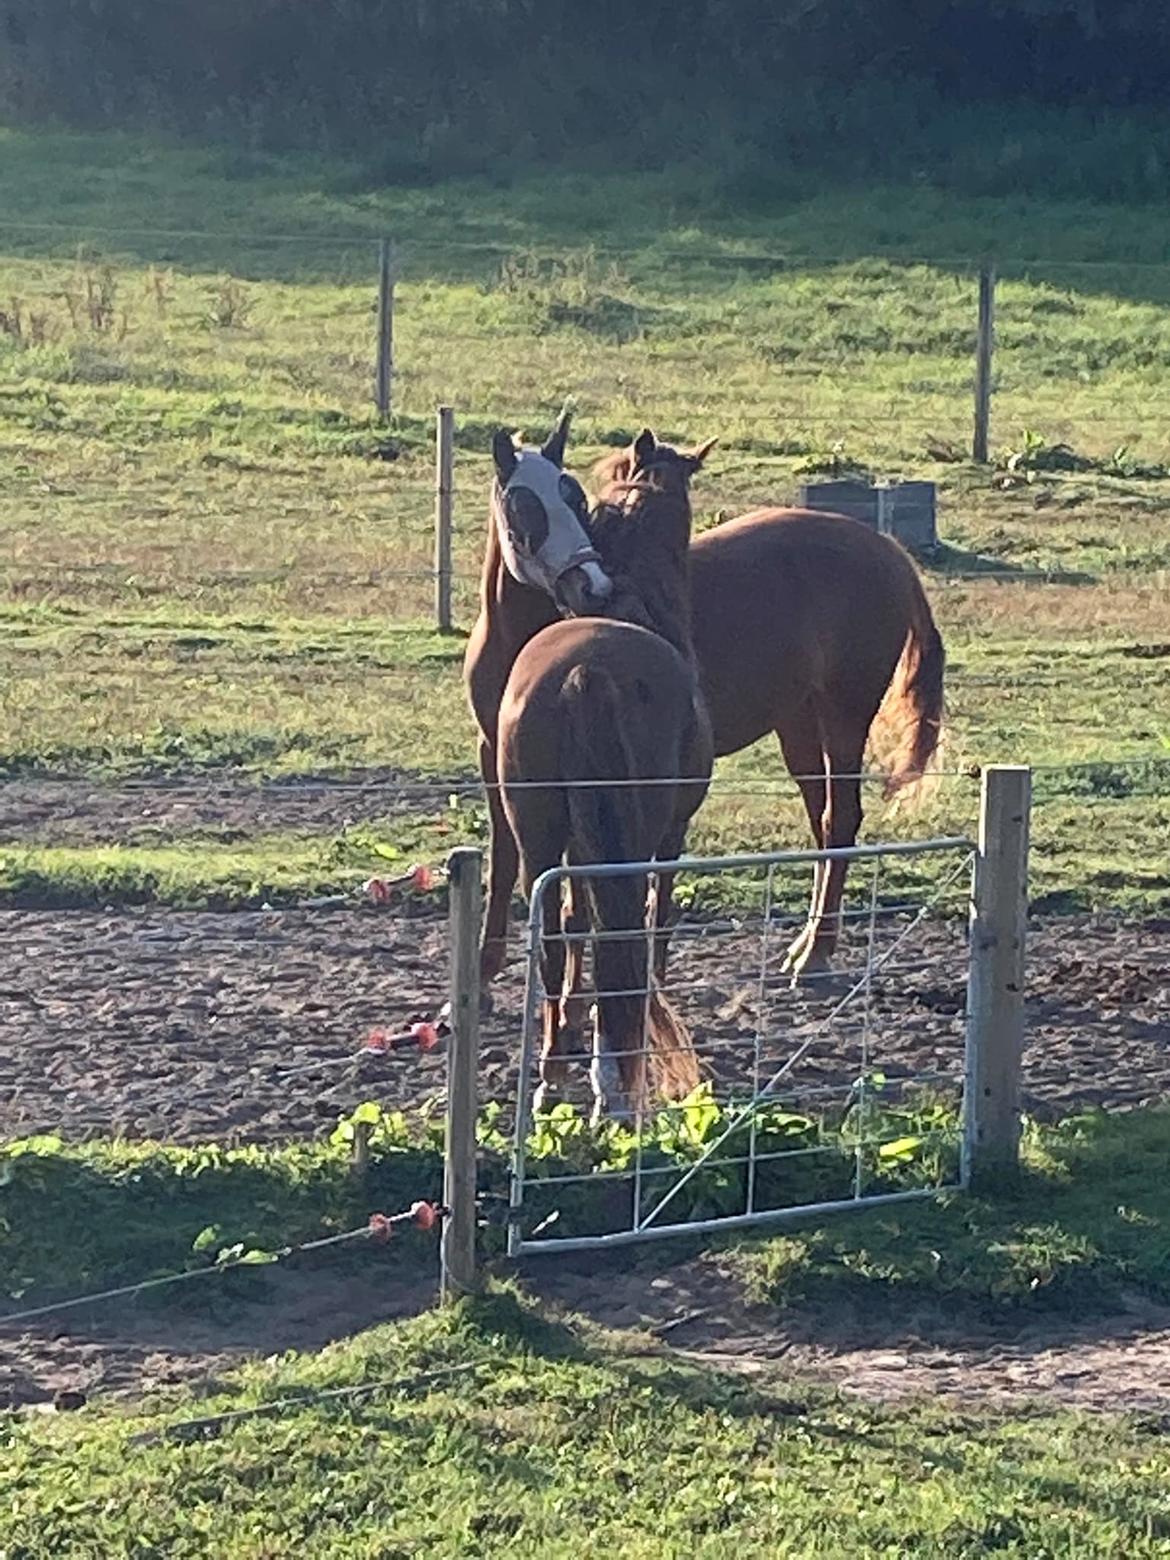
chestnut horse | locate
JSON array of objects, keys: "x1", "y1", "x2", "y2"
[
  {"x1": 495, "y1": 431, "x2": 713, "y2": 1117},
  {"x1": 466, "y1": 416, "x2": 944, "y2": 990},
  {"x1": 591, "y1": 437, "x2": 945, "y2": 980}
]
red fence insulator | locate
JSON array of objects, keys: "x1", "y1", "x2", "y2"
[
  {"x1": 367, "y1": 1201, "x2": 447, "y2": 1243},
  {"x1": 411, "y1": 1199, "x2": 440, "y2": 1231},
  {"x1": 367, "y1": 1212, "x2": 395, "y2": 1243},
  {"x1": 362, "y1": 863, "x2": 437, "y2": 905},
  {"x1": 364, "y1": 1018, "x2": 446, "y2": 1056}
]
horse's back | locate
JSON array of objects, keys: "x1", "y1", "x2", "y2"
[
  {"x1": 505, "y1": 611, "x2": 695, "y2": 726},
  {"x1": 692, "y1": 506, "x2": 920, "y2": 594},
  {"x1": 498, "y1": 617, "x2": 712, "y2": 868},
  {"x1": 688, "y1": 507, "x2": 929, "y2": 749},
  {"x1": 499, "y1": 617, "x2": 702, "y2": 770}
]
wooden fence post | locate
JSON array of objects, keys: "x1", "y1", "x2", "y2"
[
  {"x1": 434, "y1": 405, "x2": 454, "y2": 632},
  {"x1": 972, "y1": 262, "x2": 995, "y2": 463},
  {"x1": 441, "y1": 846, "x2": 483, "y2": 1301},
  {"x1": 375, "y1": 238, "x2": 394, "y2": 422},
  {"x1": 963, "y1": 764, "x2": 1030, "y2": 1191}
]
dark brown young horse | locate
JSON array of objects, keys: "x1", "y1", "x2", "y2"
[
  {"x1": 495, "y1": 432, "x2": 713, "y2": 1118},
  {"x1": 592, "y1": 436, "x2": 945, "y2": 979}
]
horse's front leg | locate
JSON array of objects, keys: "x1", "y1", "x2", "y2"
[{"x1": 478, "y1": 737, "x2": 518, "y2": 997}]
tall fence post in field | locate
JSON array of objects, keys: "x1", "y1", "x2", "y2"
[
  {"x1": 375, "y1": 238, "x2": 395, "y2": 421},
  {"x1": 434, "y1": 405, "x2": 455, "y2": 632},
  {"x1": 963, "y1": 764, "x2": 1030, "y2": 1191},
  {"x1": 442, "y1": 846, "x2": 483, "y2": 1301},
  {"x1": 972, "y1": 262, "x2": 995, "y2": 463}
]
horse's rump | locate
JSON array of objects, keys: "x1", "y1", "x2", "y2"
[
  {"x1": 688, "y1": 508, "x2": 944, "y2": 787},
  {"x1": 499, "y1": 618, "x2": 706, "y2": 1105}
]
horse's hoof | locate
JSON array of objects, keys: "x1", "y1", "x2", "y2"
[
  {"x1": 788, "y1": 957, "x2": 846, "y2": 995},
  {"x1": 533, "y1": 1080, "x2": 567, "y2": 1115},
  {"x1": 556, "y1": 1024, "x2": 589, "y2": 1068},
  {"x1": 479, "y1": 940, "x2": 508, "y2": 987},
  {"x1": 589, "y1": 1094, "x2": 638, "y2": 1127}
]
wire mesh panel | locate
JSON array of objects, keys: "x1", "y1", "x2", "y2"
[{"x1": 507, "y1": 838, "x2": 976, "y2": 1256}]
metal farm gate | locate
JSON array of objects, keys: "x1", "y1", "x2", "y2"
[{"x1": 504, "y1": 819, "x2": 1014, "y2": 1257}]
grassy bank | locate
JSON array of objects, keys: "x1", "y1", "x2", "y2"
[
  {"x1": 5, "y1": 1286, "x2": 1170, "y2": 1556},
  {"x1": 4, "y1": 1285, "x2": 1170, "y2": 1556}
]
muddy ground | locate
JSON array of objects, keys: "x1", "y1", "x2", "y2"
[
  {"x1": 0, "y1": 772, "x2": 453, "y2": 846},
  {"x1": 0, "y1": 903, "x2": 1165, "y2": 1142}
]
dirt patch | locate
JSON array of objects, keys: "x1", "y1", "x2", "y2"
[
  {"x1": 0, "y1": 908, "x2": 1167, "y2": 1142},
  {"x1": 532, "y1": 1255, "x2": 1170, "y2": 1413},
  {"x1": 2, "y1": 894, "x2": 1169, "y2": 1419},
  {"x1": 0, "y1": 1262, "x2": 436, "y2": 1409},
  {"x1": 8, "y1": 1251, "x2": 1170, "y2": 1417},
  {"x1": 0, "y1": 772, "x2": 453, "y2": 847}
]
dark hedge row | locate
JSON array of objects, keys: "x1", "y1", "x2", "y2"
[{"x1": 2, "y1": 2, "x2": 1167, "y2": 184}]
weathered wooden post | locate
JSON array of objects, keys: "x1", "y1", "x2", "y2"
[
  {"x1": 963, "y1": 764, "x2": 1030, "y2": 1191},
  {"x1": 375, "y1": 238, "x2": 395, "y2": 422},
  {"x1": 973, "y1": 263, "x2": 995, "y2": 463},
  {"x1": 434, "y1": 405, "x2": 455, "y2": 633},
  {"x1": 441, "y1": 846, "x2": 483, "y2": 1300}
]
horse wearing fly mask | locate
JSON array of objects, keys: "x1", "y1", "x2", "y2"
[{"x1": 464, "y1": 412, "x2": 615, "y2": 991}]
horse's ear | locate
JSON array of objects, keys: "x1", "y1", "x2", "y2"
[
  {"x1": 632, "y1": 428, "x2": 657, "y2": 474},
  {"x1": 492, "y1": 429, "x2": 518, "y2": 484},
  {"x1": 540, "y1": 407, "x2": 572, "y2": 467},
  {"x1": 686, "y1": 436, "x2": 718, "y2": 471}
]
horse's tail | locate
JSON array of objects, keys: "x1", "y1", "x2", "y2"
[
  {"x1": 879, "y1": 566, "x2": 946, "y2": 800},
  {"x1": 561, "y1": 664, "x2": 701, "y2": 1104}
]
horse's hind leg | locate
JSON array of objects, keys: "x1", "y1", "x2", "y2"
[
  {"x1": 588, "y1": 868, "x2": 653, "y2": 1122},
  {"x1": 798, "y1": 715, "x2": 868, "y2": 979},
  {"x1": 775, "y1": 714, "x2": 829, "y2": 977},
  {"x1": 650, "y1": 816, "x2": 689, "y2": 986},
  {"x1": 558, "y1": 876, "x2": 591, "y2": 1079},
  {"x1": 533, "y1": 879, "x2": 570, "y2": 1111},
  {"x1": 508, "y1": 800, "x2": 570, "y2": 1112}
]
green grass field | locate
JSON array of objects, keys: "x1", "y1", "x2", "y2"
[
  {"x1": 2, "y1": 128, "x2": 1169, "y2": 912},
  {"x1": 7, "y1": 1287, "x2": 1170, "y2": 1557},
  {"x1": 7, "y1": 1289, "x2": 1170, "y2": 1557}
]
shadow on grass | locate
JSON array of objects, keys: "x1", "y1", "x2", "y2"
[
  {"x1": 5, "y1": 1108, "x2": 1170, "y2": 1388},
  {"x1": 926, "y1": 540, "x2": 1097, "y2": 585},
  {"x1": 732, "y1": 1108, "x2": 1170, "y2": 1330},
  {"x1": 8, "y1": 128, "x2": 1170, "y2": 309}
]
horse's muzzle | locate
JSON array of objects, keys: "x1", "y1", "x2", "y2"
[{"x1": 556, "y1": 557, "x2": 613, "y2": 616}]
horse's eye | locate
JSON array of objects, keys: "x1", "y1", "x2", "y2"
[{"x1": 504, "y1": 486, "x2": 549, "y2": 552}]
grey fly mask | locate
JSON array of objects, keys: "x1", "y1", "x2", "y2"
[{"x1": 491, "y1": 413, "x2": 613, "y2": 615}]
